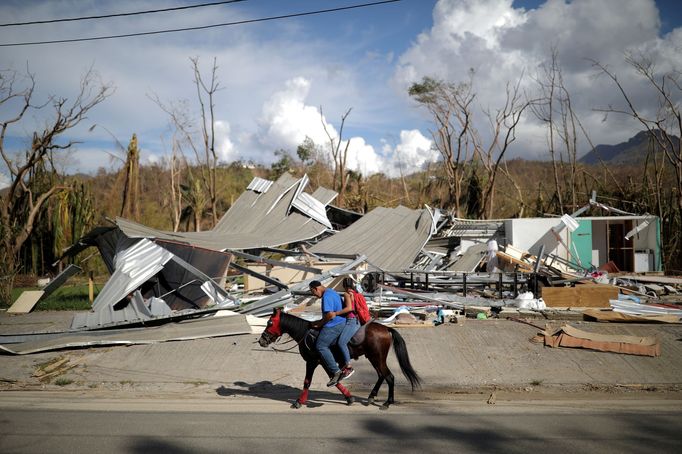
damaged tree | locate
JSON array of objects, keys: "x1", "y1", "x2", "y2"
[
  {"x1": 409, "y1": 75, "x2": 475, "y2": 216},
  {"x1": 321, "y1": 107, "x2": 353, "y2": 207},
  {"x1": 120, "y1": 134, "x2": 140, "y2": 221},
  {"x1": 0, "y1": 67, "x2": 112, "y2": 304},
  {"x1": 150, "y1": 57, "x2": 222, "y2": 230},
  {"x1": 594, "y1": 54, "x2": 682, "y2": 270},
  {"x1": 409, "y1": 73, "x2": 529, "y2": 219}
]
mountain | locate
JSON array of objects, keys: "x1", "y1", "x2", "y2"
[{"x1": 579, "y1": 130, "x2": 680, "y2": 165}]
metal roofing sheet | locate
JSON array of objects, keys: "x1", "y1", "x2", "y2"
[
  {"x1": 5, "y1": 314, "x2": 251, "y2": 355},
  {"x1": 246, "y1": 176, "x2": 273, "y2": 193},
  {"x1": 118, "y1": 173, "x2": 334, "y2": 250},
  {"x1": 292, "y1": 192, "x2": 332, "y2": 229},
  {"x1": 309, "y1": 206, "x2": 434, "y2": 271},
  {"x1": 92, "y1": 239, "x2": 174, "y2": 312}
]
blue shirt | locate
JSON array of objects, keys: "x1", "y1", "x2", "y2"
[{"x1": 321, "y1": 288, "x2": 345, "y2": 328}]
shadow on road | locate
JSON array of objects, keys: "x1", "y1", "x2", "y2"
[{"x1": 216, "y1": 380, "x2": 355, "y2": 408}]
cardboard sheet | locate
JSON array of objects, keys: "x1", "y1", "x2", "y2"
[{"x1": 538, "y1": 324, "x2": 660, "y2": 357}]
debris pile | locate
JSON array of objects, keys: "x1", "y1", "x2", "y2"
[{"x1": 3, "y1": 176, "x2": 680, "y2": 355}]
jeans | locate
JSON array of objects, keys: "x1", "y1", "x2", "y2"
[
  {"x1": 316, "y1": 322, "x2": 345, "y2": 374},
  {"x1": 338, "y1": 317, "x2": 360, "y2": 366}
]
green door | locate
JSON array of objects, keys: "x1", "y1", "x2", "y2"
[{"x1": 570, "y1": 220, "x2": 593, "y2": 269}]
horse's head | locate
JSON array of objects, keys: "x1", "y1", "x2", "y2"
[{"x1": 258, "y1": 308, "x2": 283, "y2": 347}]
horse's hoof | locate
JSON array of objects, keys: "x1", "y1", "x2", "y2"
[
  {"x1": 380, "y1": 403, "x2": 390, "y2": 410},
  {"x1": 367, "y1": 397, "x2": 374, "y2": 406},
  {"x1": 291, "y1": 401, "x2": 303, "y2": 409},
  {"x1": 346, "y1": 396, "x2": 355, "y2": 406}
]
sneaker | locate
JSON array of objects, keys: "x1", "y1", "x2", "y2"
[
  {"x1": 340, "y1": 366, "x2": 355, "y2": 381},
  {"x1": 326, "y1": 369, "x2": 343, "y2": 387}
]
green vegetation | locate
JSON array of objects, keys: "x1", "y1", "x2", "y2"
[
  {"x1": 54, "y1": 378, "x2": 73, "y2": 386},
  {"x1": 7, "y1": 283, "x2": 98, "y2": 311}
]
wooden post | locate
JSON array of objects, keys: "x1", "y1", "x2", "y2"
[{"x1": 88, "y1": 271, "x2": 94, "y2": 304}]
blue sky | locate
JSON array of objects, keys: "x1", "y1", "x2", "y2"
[{"x1": 1, "y1": 0, "x2": 681, "y2": 187}]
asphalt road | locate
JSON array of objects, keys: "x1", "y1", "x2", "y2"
[{"x1": 1, "y1": 395, "x2": 681, "y2": 453}]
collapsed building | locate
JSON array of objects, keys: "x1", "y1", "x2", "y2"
[{"x1": 2, "y1": 174, "x2": 680, "y2": 355}]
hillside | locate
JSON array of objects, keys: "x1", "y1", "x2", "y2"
[{"x1": 580, "y1": 130, "x2": 679, "y2": 165}]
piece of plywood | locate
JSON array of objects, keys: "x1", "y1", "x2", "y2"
[
  {"x1": 542, "y1": 284, "x2": 617, "y2": 308},
  {"x1": 7, "y1": 290, "x2": 45, "y2": 313}
]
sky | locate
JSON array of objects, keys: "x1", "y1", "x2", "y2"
[{"x1": 1, "y1": 0, "x2": 681, "y2": 190}]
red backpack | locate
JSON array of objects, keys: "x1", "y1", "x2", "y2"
[{"x1": 350, "y1": 289, "x2": 371, "y2": 325}]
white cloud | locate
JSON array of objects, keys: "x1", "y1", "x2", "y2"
[
  {"x1": 247, "y1": 77, "x2": 384, "y2": 175},
  {"x1": 0, "y1": 173, "x2": 10, "y2": 189},
  {"x1": 383, "y1": 130, "x2": 437, "y2": 178},
  {"x1": 394, "y1": 0, "x2": 682, "y2": 158},
  {"x1": 255, "y1": 77, "x2": 332, "y2": 156},
  {"x1": 345, "y1": 136, "x2": 383, "y2": 176},
  {"x1": 214, "y1": 121, "x2": 236, "y2": 162}
]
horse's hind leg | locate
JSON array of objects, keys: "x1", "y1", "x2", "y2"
[
  {"x1": 382, "y1": 368, "x2": 395, "y2": 410},
  {"x1": 292, "y1": 361, "x2": 317, "y2": 409},
  {"x1": 367, "y1": 374, "x2": 384, "y2": 406},
  {"x1": 367, "y1": 353, "x2": 395, "y2": 409}
]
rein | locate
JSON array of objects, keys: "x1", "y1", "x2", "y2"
[
  {"x1": 270, "y1": 312, "x2": 312, "y2": 353},
  {"x1": 270, "y1": 335, "x2": 302, "y2": 353}
]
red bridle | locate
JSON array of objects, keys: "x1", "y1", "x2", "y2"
[{"x1": 264, "y1": 308, "x2": 282, "y2": 337}]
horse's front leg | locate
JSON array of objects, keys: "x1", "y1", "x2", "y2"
[
  {"x1": 335, "y1": 382, "x2": 355, "y2": 405},
  {"x1": 292, "y1": 360, "x2": 317, "y2": 409}
]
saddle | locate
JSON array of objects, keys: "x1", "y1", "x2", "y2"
[
  {"x1": 304, "y1": 320, "x2": 373, "y2": 350},
  {"x1": 349, "y1": 321, "x2": 371, "y2": 346}
]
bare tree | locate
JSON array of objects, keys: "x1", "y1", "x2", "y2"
[
  {"x1": 149, "y1": 56, "x2": 222, "y2": 230},
  {"x1": 168, "y1": 135, "x2": 185, "y2": 231},
  {"x1": 474, "y1": 74, "x2": 531, "y2": 218},
  {"x1": 410, "y1": 73, "x2": 529, "y2": 218},
  {"x1": 593, "y1": 54, "x2": 682, "y2": 269},
  {"x1": 409, "y1": 75, "x2": 475, "y2": 216},
  {"x1": 531, "y1": 50, "x2": 565, "y2": 212},
  {"x1": 321, "y1": 107, "x2": 352, "y2": 206},
  {"x1": 120, "y1": 134, "x2": 140, "y2": 220},
  {"x1": 0, "y1": 67, "x2": 112, "y2": 304}
]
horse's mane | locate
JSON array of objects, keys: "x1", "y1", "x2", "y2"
[{"x1": 280, "y1": 311, "x2": 312, "y2": 339}]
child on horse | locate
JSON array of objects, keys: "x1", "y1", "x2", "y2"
[{"x1": 335, "y1": 277, "x2": 363, "y2": 379}]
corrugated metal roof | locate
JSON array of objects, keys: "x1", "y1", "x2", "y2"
[
  {"x1": 117, "y1": 173, "x2": 336, "y2": 250},
  {"x1": 309, "y1": 206, "x2": 434, "y2": 271},
  {"x1": 7, "y1": 314, "x2": 251, "y2": 355},
  {"x1": 311, "y1": 187, "x2": 338, "y2": 206},
  {"x1": 92, "y1": 239, "x2": 173, "y2": 312},
  {"x1": 246, "y1": 176, "x2": 273, "y2": 193},
  {"x1": 292, "y1": 192, "x2": 332, "y2": 229}
]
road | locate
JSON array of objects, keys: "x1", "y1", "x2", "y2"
[{"x1": 1, "y1": 393, "x2": 681, "y2": 453}]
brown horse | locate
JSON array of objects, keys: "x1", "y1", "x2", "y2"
[{"x1": 258, "y1": 308, "x2": 421, "y2": 409}]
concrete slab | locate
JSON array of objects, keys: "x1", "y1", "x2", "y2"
[{"x1": 1, "y1": 311, "x2": 681, "y2": 396}]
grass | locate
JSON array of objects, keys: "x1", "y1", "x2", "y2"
[
  {"x1": 530, "y1": 379, "x2": 544, "y2": 386},
  {"x1": 54, "y1": 378, "x2": 73, "y2": 386},
  {"x1": 8, "y1": 283, "x2": 100, "y2": 311}
]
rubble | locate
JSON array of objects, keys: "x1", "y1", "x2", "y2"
[{"x1": 3, "y1": 181, "x2": 680, "y2": 358}]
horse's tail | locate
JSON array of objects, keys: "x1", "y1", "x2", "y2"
[{"x1": 388, "y1": 327, "x2": 422, "y2": 390}]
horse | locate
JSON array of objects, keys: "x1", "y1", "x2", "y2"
[{"x1": 258, "y1": 308, "x2": 421, "y2": 409}]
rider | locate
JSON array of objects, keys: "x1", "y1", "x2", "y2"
[
  {"x1": 335, "y1": 277, "x2": 361, "y2": 380},
  {"x1": 309, "y1": 280, "x2": 347, "y2": 387}
]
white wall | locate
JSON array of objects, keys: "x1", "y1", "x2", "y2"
[{"x1": 505, "y1": 218, "x2": 569, "y2": 258}]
